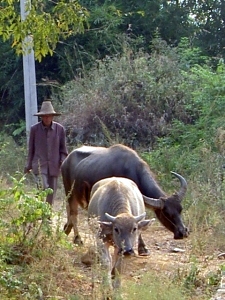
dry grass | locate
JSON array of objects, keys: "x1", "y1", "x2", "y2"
[
  {"x1": 1, "y1": 195, "x2": 221, "y2": 300},
  {"x1": 1, "y1": 160, "x2": 225, "y2": 299}
]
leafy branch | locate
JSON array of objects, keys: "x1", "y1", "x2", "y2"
[{"x1": 0, "y1": 0, "x2": 89, "y2": 61}]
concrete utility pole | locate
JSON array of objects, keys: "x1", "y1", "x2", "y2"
[{"x1": 20, "y1": 0, "x2": 38, "y2": 141}]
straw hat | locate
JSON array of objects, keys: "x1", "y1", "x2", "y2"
[{"x1": 34, "y1": 101, "x2": 61, "y2": 116}]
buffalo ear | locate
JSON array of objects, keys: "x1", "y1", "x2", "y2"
[
  {"x1": 98, "y1": 221, "x2": 113, "y2": 235},
  {"x1": 138, "y1": 218, "x2": 155, "y2": 231}
]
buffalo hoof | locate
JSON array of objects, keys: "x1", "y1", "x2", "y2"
[
  {"x1": 138, "y1": 247, "x2": 150, "y2": 256},
  {"x1": 74, "y1": 235, "x2": 83, "y2": 245},
  {"x1": 63, "y1": 223, "x2": 73, "y2": 235}
]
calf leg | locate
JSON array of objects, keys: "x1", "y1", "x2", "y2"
[
  {"x1": 111, "y1": 248, "x2": 123, "y2": 289},
  {"x1": 97, "y1": 239, "x2": 113, "y2": 293},
  {"x1": 138, "y1": 233, "x2": 150, "y2": 256}
]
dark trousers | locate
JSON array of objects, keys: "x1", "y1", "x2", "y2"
[{"x1": 35, "y1": 173, "x2": 58, "y2": 205}]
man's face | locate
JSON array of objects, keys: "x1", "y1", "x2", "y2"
[{"x1": 41, "y1": 115, "x2": 54, "y2": 126}]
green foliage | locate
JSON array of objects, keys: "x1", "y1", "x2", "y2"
[
  {"x1": 182, "y1": 260, "x2": 200, "y2": 290},
  {"x1": 0, "y1": 268, "x2": 24, "y2": 298},
  {"x1": 173, "y1": 257, "x2": 220, "y2": 298},
  {"x1": 62, "y1": 36, "x2": 225, "y2": 151},
  {"x1": 1, "y1": 13, "x2": 225, "y2": 297},
  {"x1": 61, "y1": 35, "x2": 225, "y2": 152},
  {"x1": 188, "y1": 0, "x2": 225, "y2": 58},
  {"x1": 0, "y1": 0, "x2": 89, "y2": 61},
  {"x1": 62, "y1": 38, "x2": 191, "y2": 148},
  {"x1": 2, "y1": 0, "x2": 225, "y2": 139},
  {"x1": 0, "y1": 39, "x2": 24, "y2": 130},
  {"x1": 0, "y1": 134, "x2": 26, "y2": 176},
  {"x1": 0, "y1": 173, "x2": 53, "y2": 263},
  {"x1": 162, "y1": 61, "x2": 225, "y2": 153},
  {"x1": 0, "y1": 170, "x2": 74, "y2": 299},
  {"x1": 178, "y1": 37, "x2": 209, "y2": 68},
  {"x1": 123, "y1": 271, "x2": 186, "y2": 300}
]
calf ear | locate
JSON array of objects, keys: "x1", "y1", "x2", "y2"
[
  {"x1": 98, "y1": 221, "x2": 113, "y2": 235},
  {"x1": 138, "y1": 218, "x2": 155, "y2": 231}
]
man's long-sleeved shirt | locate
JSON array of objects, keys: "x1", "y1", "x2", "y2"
[{"x1": 26, "y1": 121, "x2": 68, "y2": 176}]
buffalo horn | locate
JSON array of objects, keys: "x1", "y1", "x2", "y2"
[
  {"x1": 142, "y1": 196, "x2": 164, "y2": 209},
  {"x1": 170, "y1": 171, "x2": 187, "y2": 202}
]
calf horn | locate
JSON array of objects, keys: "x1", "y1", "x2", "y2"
[
  {"x1": 105, "y1": 212, "x2": 146, "y2": 223},
  {"x1": 134, "y1": 212, "x2": 146, "y2": 222},
  {"x1": 105, "y1": 213, "x2": 116, "y2": 222}
]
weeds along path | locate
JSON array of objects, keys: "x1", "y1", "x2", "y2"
[{"x1": 52, "y1": 199, "x2": 223, "y2": 299}]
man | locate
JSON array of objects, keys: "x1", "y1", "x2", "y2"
[{"x1": 24, "y1": 100, "x2": 68, "y2": 206}]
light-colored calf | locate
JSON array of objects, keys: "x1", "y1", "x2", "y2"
[{"x1": 86, "y1": 177, "x2": 154, "y2": 289}]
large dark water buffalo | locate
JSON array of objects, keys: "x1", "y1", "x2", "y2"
[{"x1": 61, "y1": 144, "x2": 189, "y2": 244}]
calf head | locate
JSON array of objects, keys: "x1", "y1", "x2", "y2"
[{"x1": 99, "y1": 212, "x2": 150, "y2": 255}]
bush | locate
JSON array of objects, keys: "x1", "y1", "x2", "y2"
[
  {"x1": 60, "y1": 38, "x2": 192, "y2": 149},
  {"x1": 0, "y1": 134, "x2": 26, "y2": 177},
  {"x1": 0, "y1": 173, "x2": 53, "y2": 264}
]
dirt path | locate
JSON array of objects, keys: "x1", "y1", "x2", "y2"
[{"x1": 52, "y1": 199, "x2": 223, "y2": 299}]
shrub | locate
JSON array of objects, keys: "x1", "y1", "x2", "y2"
[
  {"x1": 0, "y1": 134, "x2": 26, "y2": 177},
  {"x1": 0, "y1": 173, "x2": 53, "y2": 265},
  {"x1": 60, "y1": 38, "x2": 191, "y2": 148}
]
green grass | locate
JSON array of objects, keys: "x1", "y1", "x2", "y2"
[{"x1": 0, "y1": 135, "x2": 224, "y2": 299}]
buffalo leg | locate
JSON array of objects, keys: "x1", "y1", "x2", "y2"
[
  {"x1": 63, "y1": 197, "x2": 83, "y2": 244},
  {"x1": 63, "y1": 201, "x2": 73, "y2": 234},
  {"x1": 138, "y1": 233, "x2": 150, "y2": 256},
  {"x1": 71, "y1": 214, "x2": 83, "y2": 245}
]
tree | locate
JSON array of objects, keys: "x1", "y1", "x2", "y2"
[
  {"x1": 0, "y1": 0, "x2": 89, "y2": 62},
  {"x1": 0, "y1": 0, "x2": 89, "y2": 136},
  {"x1": 186, "y1": 0, "x2": 225, "y2": 59}
]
